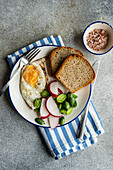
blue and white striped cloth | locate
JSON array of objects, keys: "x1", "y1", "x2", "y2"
[{"x1": 6, "y1": 35, "x2": 105, "y2": 159}]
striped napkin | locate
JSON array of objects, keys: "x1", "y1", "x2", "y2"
[{"x1": 6, "y1": 35, "x2": 105, "y2": 159}]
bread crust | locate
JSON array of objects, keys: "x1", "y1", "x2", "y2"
[
  {"x1": 56, "y1": 54, "x2": 95, "y2": 93},
  {"x1": 50, "y1": 47, "x2": 84, "y2": 76}
]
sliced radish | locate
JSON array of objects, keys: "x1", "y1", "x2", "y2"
[
  {"x1": 40, "y1": 98, "x2": 50, "y2": 119},
  {"x1": 57, "y1": 81, "x2": 68, "y2": 94},
  {"x1": 49, "y1": 115, "x2": 60, "y2": 129},
  {"x1": 48, "y1": 81, "x2": 58, "y2": 98},
  {"x1": 45, "y1": 96, "x2": 62, "y2": 117},
  {"x1": 58, "y1": 88, "x2": 63, "y2": 94},
  {"x1": 48, "y1": 80, "x2": 67, "y2": 98}
]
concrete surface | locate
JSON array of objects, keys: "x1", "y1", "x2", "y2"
[{"x1": 0, "y1": 0, "x2": 113, "y2": 170}]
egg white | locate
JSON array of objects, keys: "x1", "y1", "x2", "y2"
[{"x1": 20, "y1": 60, "x2": 46, "y2": 109}]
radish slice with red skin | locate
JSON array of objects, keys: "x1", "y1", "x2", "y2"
[
  {"x1": 40, "y1": 98, "x2": 50, "y2": 119},
  {"x1": 48, "y1": 81, "x2": 58, "y2": 98},
  {"x1": 57, "y1": 81, "x2": 68, "y2": 94},
  {"x1": 45, "y1": 96, "x2": 62, "y2": 117},
  {"x1": 49, "y1": 115, "x2": 60, "y2": 129},
  {"x1": 48, "y1": 80, "x2": 67, "y2": 98},
  {"x1": 58, "y1": 88, "x2": 63, "y2": 94}
]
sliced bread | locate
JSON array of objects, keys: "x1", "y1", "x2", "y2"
[
  {"x1": 56, "y1": 54, "x2": 95, "y2": 93},
  {"x1": 50, "y1": 47, "x2": 83, "y2": 75}
]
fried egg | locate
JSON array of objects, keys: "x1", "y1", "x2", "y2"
[{"x1": 20, "y1": 59, "x2": 47, "y2": 109}]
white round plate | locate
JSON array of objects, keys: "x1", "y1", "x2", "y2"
[{"x1": 9, "y1": 45, "x2": 91, "y2": 128}]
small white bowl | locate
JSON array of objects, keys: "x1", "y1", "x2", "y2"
[{"x1": 83, "y1": 21, "x2": 113, "y2": 55}]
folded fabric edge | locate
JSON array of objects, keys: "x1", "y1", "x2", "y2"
[
  {"x1": 57, "y1": 131, "x2": 106, "y2": 159},
  {"x1": 6, "y1": 35, "x2": 61, "y2": 59},
  {"x1": 38, "y1": 126, "x2": 100, "y2": 160},
  {"x1": 37, "y1": 127, "x2": 57, "y2": 158},
  {"x1": 54, "y1": 137, "x2": 98, "y2": 159},
  {"x1": 5, "y1": 35, "x2": 62, "y2": 69},
  {"x1": 90, "y1": 100, "x2": 105, "y2": 132}
]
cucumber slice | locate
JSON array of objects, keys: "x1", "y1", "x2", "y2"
[
  {"x1": 41, "y1": 90, "x2": 50, "y2": 98},
  {"x1": 34, "y1": 98, "x2": 41, "y2": 108},
  {"x1": 35, "y1": 118, "x2": 45, "y2": 125},
  {"x1": 56, "y1": 94, "x2": 67, "y2": 103},
  {"x1": 67, "y1": 108, "x2": 73, "y2": 115},
  {"x1": 59, "y1": 116, "x2": 65, "y2": 125}
]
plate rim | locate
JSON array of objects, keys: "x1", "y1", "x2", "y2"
[{"x1": 9, "y1": 44, "x2": 92, "y2": 128}]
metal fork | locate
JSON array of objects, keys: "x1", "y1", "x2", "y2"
[{"x1": 0, "y1": 47, "x2": 41, "y2": 96}]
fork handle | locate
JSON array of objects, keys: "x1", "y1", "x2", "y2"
[
  {"x1": 0, "y1": 67, "x2": 21, "y2": 96},
  {"x1": 78, "y1": 60, "x2": 100, "y2": 140}
]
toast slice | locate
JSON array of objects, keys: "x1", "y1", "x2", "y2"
[
  {"x1": 56, "y1": 54, "x2": 95, "y2": 93},
  {"x1": 50, "y1": 47, "x2": 83, "y2": 75}
]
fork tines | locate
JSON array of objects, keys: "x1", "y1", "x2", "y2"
[{"x1": 25, "y1": 48, "x2": 41, "y2": 61}]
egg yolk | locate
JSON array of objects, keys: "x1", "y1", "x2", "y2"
[{"x1": 23, "y1": 65, "x2": 40, "y2": 86}]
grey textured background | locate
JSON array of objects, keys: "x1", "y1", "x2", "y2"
[{"x1": 0, "y1": 0, "x2": 113, "y2": 170}]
